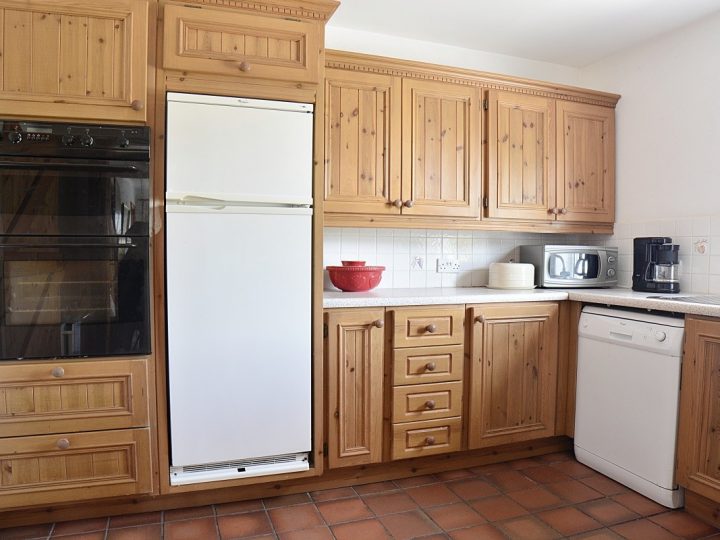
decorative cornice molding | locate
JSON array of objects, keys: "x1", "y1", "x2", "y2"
[{"x1": 177, "y1": 0, "x2": 339, "y2": 21}]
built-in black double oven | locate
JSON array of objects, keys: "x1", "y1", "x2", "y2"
[{"x1": 0, "y1": 120, "x2": 151, "y2": 360}]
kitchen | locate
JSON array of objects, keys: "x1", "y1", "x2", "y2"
[{"x1": 0, "y1": 0, "x2": 720, "y2": 539}]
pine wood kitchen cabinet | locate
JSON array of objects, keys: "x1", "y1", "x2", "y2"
[
  {"x1": 325, "y1": 309, "x2": 385, "y2": 468},
  {"x1": 467, "y1": 302, "x2": 559, "y2": 448},
  {"x1": 0, "y1": 0, "x2": 149, "y2": 122},
  {"x1": 677, "y1": 316, "x2": 720, "y2": 503}
]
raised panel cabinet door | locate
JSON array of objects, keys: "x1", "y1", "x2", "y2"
[
  {"x1": 324, "y1": 69, "x2": 402, "y2": 215},
  {"x1": 486, "y1": 90, "x2": 555, "y2": 221},
  {"x1": 467, "y1": 302, "x2": 559, "y2": 449},
  {"x1": 0, "y1": 0, "x2": 148, "y2": 122},
  {"x1": 163, "y1": 3, "x2": 320, "y2": 84},
  {"x1": 401, "y1": 79, "x2": 481, "y2": 218},
  {"x1": 677, "y1": 317, "x2": 720, "y2": 502},
  {"x1": 556, "y1": 101, "x2": 615, "y2": 223},
  {"x1": 325, "y1": 309, "x2": 385, "y2": 468}
]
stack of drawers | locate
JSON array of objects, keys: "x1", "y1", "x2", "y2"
[{"x1": 390, "y1": 306, "x2": 465, "y2": 460}]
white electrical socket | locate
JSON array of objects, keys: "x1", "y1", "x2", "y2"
[{"x1": 437, "y1": 258, "x2": 461, "y2": 273}]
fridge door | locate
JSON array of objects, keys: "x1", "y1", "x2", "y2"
[
  {"x1": 166, "y1": 93, "x2": 314, "y2": 205},
  {"x1": 166, "y1": 206, "x2": 312, "y2": 468}
]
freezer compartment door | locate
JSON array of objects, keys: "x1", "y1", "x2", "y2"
[{"x1": 166, "y1": 210, "x2": 312, "y2": 467}]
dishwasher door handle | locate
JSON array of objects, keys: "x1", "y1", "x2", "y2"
[{"x1": 609, "y1": 329, "x2": 634, "y2": 340}]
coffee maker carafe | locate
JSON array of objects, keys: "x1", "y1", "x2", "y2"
[{"x1": 632, "y1": 237, "x2": 680, "y2": 293}]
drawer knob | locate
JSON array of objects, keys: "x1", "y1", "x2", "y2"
[
  {"x1": 404, "y1": 199, "x2": 415, "y2": 208},
  {"x1": 130, "y1": 99, "x2": 144, "y2": 111},
  {"x1": 392, "y1": 199, "x2": 403, "y2": 208},
  {"x1": 425, "y1": 362, "x2": 436, "y2": 372},
  {"x1": 560, "y1": 207, "x2": 568, "y2": 215},
  {"x1": 549, "y1": 207, "x2": 559, "y2": 215},
  {"x1": 425, "y1": 324, "x2": 437, "y2": 333},
  {"x1": 425, "y1": 400, "x2": 436, "y2": 410},
  {"x1": 238, "y1": 61, "x2": 252, "y2": 72},
  {"x1": 51, "y1": 366, "x2": 65, "y2": 378},
  {"x1": 474, "y1": 315, "x2": 485, "y2": 324},
  {"x1": 56, "y1": 438, "x2": 70, "y2": 450},
  {"x1": 424, "y1": 436, "x2": 436, "y2": 446},
  {"x1": 372, "y1": 319, "x2": 384, "y2": 328}
]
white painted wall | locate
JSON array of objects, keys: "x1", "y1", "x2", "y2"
[{"x1": 325, "y1": 26, "x2": 582, "y2": 86}]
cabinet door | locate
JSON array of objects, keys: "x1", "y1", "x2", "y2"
[
  {"x1": 677, "y1": 317, "x2": 720, "y2": 502},
  {"x1": 324, "y1": 70, "x2": 401, "y2": 215},
  {"x1": 401, "y1": 79, "x2": 481, "y2": 218},
  {"x1": 0, "y1": 0, "x2": 148, "y2": 122},
  {"x1": 468, "y1": 303, "x2": 559, "y2": 448},
  {"x1": 556, "y1": 101, "x2": 615, "y2": 223},
  {"x1": 487, "y1": 91, "x2": 555, "y2": 220},
  {"x1": 325, "y1": 309, "x2": 385, "y2": 468}
]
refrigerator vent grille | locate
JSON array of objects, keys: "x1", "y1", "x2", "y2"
[
  {"x1": 169, "y1": 452, "x2": 309, "y2": 486},
  {"x1": 182, "y1": 453, "x2": 301, "y2": 473}
]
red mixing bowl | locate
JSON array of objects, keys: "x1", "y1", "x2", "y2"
[{"x1": 327, "y1": 264, "x2": 385, "y2": 292}]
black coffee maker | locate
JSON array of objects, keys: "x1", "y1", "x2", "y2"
[{"x1": 632, "y1": 237, "x2": 680, "y2": 293}]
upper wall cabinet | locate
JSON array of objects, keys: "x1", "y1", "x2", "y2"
[
  {"x1": 0, "y1": 0, "x2": 148, "y2": 122},
  {"x1": 163, "y1": 3, "x2": 321, "y2": 84}
]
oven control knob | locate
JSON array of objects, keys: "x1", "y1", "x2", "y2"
[
  {"x1": 79, "y1": 133, "x2": 94, "y2": 147},
  {"x1": 8, "y1": 131, "x2": 22, "y2": 144},
  {"x1": 607, "y1": 256, "x2": 616, "y2": 264},
  {"x1": 119, "y1": 136, "x2": 130, "y2": 148},
  {"x1": 62, "y1": 134, "x2": 75, "y2": 146},
  {"x1": 607, "y1": 268, "x2": 616, "y2": 277},
  {"x1": 655, "y1": 331, "x2": 667, "y2": 342}
]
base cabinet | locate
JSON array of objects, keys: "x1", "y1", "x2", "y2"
[
  {"x1": 468, "y1": 303, "x2": 559, "y2": 448},
  {"x1": 677, "y1": 316, "x2": 720, "y2": 503}
]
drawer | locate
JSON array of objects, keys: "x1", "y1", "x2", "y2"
[
  {"x1": 392, "y1": 417, "x2": 462, "y2": 460},
  {"x1": 0, "y1": 428, "x2": 152, "y2": 507},
  {"x1": 0, "y1": 358, "x2": 149, "y2": 437},
  {"x1": 393, "y1": 345, "x2": 464, "y2": 385},
  {"x1": 393, "y1": 382, "x2": 463, "y2": 423},
  {"x1": 163, "y1": 3, "x2": 320, "y2": 83},
  {"x1": 392, "y1": 307, "x2": 465, "y2": 348}
]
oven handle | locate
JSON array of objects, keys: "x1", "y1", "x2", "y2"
[
  {"x1": 0, "y1": 161, "x2": 139, "y2": 172},
  {"x1": 0, "y1": 242, "x2": 137, "y2": 248}
]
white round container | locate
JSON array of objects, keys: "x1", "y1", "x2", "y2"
[{"x1": 488, "y1": 262, "x2": 535, "y2": 289}]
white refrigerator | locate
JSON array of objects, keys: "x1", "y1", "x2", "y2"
[{"x1": 165, "y1": 92, "x2": 314, "y2": 485}]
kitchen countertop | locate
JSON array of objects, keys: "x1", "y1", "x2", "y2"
[{"x1": 323, "y1": 287, "x2": 720, "y2": 317}]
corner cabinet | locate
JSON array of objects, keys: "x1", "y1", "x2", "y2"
[
  {"x1": 467, "y1": 303, "x2": 559, "y2": 448},
  {"x1": 677, "y1": 316, "x2": 720, "y2": 503},
  {"x1": 325, "y1": 309, "x2": 385, "y2": 468},
  {"x1": 0, "y1": 0, "x2": 149, "y2": 122}
]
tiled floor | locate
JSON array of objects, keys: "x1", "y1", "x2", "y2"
[{"x1": 1, "y1": 452, "x2": 719, "y2": 540}]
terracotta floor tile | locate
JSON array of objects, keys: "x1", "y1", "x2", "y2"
[
  {"x1": 268, "y1": 504, "x2": 323, "y2": 533},
  {"x1": 546, "y1": 479, "x2": 604, "y2": 504},
  {"x1": 510, "y1": 458, "x2": 544, "y2": 470},
  {"x1": 538, "y1": 506, "x2": 603, "y2": 536},
  {"x1": 331, "y1": 518, "x2": 391, "y2": 540},
  {"x1": 468, "y1": 461, "x2": 514, "y2": 475},
  {"x1": 52, "y1": 518, "x2": 108, "y2": 536},
  {"x1": 164, "y1": 506, "x2": 214, "y2": 522},
  {"x1": 353, "y1": 481, "x2": 398, "y2": 495},
  {"x1": 309, "y1": 487, "x2": 357, "y2": 502},
  {"x1": 362, "y1": 491, "x2": 418, "y2": 516},
  {"x1": 405, "y1": 483, "x2": 461, "y2": 507},
  {"x1": 580, "y1": 499, "x2": 640, "y2": 526},
  {"x1": 394, "y1": 474, "x2": 440, "y2": 489},
  {"x1": 214, "y1": 500, "x2": 264, "y2": 516},
  {"x1": 316, "y1": 498, "x2": 373, "y2": 525},
  {"x1": 424, "y1": 502, "x2": 486, "y2": 531},
  {"x1": 484, "y1": 469, "x2": 537, "y2": 492},
  {"x1": 52, "y1": 533, "x2": 106, "y2": 540},
  {"x1": 379, "y1": 510, "x2": 441, "y2": 540},
  {"x1": 448, "y1": 523, "x2": 506, "y2": 540},
  {"x1": 552, "y1": 459, "x2": 597, "y2": 479},
  {"x1": 0, "y1": 523, "x2": 53, "y2": 540},
  {"x1": 217, "y1": 511, "x2": 273, "y2": 539},
  {"x1": 163, "y1": 518, "x2": 218, "y2": 540},
  {"x1": 611, "y1": 492, "x2": 666, "y2": 517},
  {"x1": 263, "y1": 493, "x2": 312, "y2": 508},
  {"x1": 570, "y1": 529, "x2": 624, "y2": 539},
  {"x1": 649, "y1": 511, "x2": 720, "y2": 539},
  {"x1": 581, "y1": 474, "x2": 630, "y2": 496},
  {"x1": 435, "y1": 469, "x2": 476, "y2": 481},
  {"x1": 498, "y1": 515, "x2": 562, "y2": 540},
  {"x1": 109, "y1": 512, "x2": 162, "y2": 529},
  {"x1": 446, "y1": 478, "x2": 500, "y2": 501},
  {"x1": 106, "y1": 524, "x2": 163, "y2": 540},
  {"x1": 611, "y1": 518, "x2": 681, "y2": 540},
  {"x1": 470, "y1": 494, "x2": 530, "y2": 522},
  {"x1": 522, "y1": 464, "x2": 573, "y2": 484},
  {"x1": 507, "y1": 485, "x2": 564, "y2": 511},
  {"x1": 278, "y1": 525, "x2": 334, "y2": 540},
  {"x1": 420, "y1": 535, "x2": 451, "y2": 540},
  {"x1": 538, "y1": 451, "x2": 573, "y2": 464}
]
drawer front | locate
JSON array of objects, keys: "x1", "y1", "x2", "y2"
[
  {"x1": 393, "y1": 382, "x2": 463, "y2": 423},
  {"x1": 163, "y1": 3, "x2": 320, "y2": 83},
  {"x1": 392, "y1": 417, "x2": 462, "y2": 460},
  {"x1": 392, "y1": 307, "x2": 465, "y2": 348},
  {"x1": 393, "y1": 345, "x2": 464, "y2": 385},
  {"x1": 0, "y1": 358, "x2": 149, "y2": 437},
  {"x1": 0, "y1": 428, "x2": 152, "y2": 507}
]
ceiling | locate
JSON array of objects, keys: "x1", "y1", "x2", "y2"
[{"x1": 327, "y1": 0, "x2": 720, "y2": 67}]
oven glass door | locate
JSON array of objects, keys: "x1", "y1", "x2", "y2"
[
  {"x1": 547, "y1": 252, "x2": 601, "y2": 281},
  {"x1": 0, "y1": 236, "x2": 150, "y2": 360},
  {"x1": 0, "y1": 157, "x2": 149, "y2": 236}
]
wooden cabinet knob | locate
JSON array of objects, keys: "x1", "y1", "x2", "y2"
[
  {"x1": 560, "y1": 208, "x2": 568, "y2": 215},
  {"x1": 130, "y1": 99, "x2": 144, "y2": 111},
  {"x1": 372, "y1": 319, "x2": 384, "y2": 328},
  {"x1": 425, "y1": 323, "x2": 437, "y2": 333},
  {"x1": 404, "y1": 200, "x2": 415, "y2": 208},
  {"x1": 474, "y1": 315, "x2": 484, "y2": 324},
  {"x1": 425, "y1": 400, "x2": 436, "y2": 410},
  {"x1": 392, "y1": 199, "x2": 403, "y2": 208},
  {"x1": 424, "y1": 436, "x2": 435, "y2": 446},
  {"x1": 51, "y1": 366, "x2": 65, "y2": 378},
  {"x1": 238, "y1": 61, "x2": 252, "y2": 72},
  {"x1": 56, "y1": 438, "x2": 70, "y2": 450},
  {"x1": 549, "y1": 207, "x2": 559, "y2": 215},
  {"x1": 425, "y1": 362, "x2": 436, "y2": 372}
]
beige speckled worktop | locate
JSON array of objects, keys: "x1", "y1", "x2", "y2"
[{"x1": 323, "y1": 287, "x2": 720, "y2": 317}]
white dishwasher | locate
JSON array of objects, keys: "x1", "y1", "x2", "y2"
[{"x1": 574, "y1": 306, "x2": 685, "y2": 508}]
